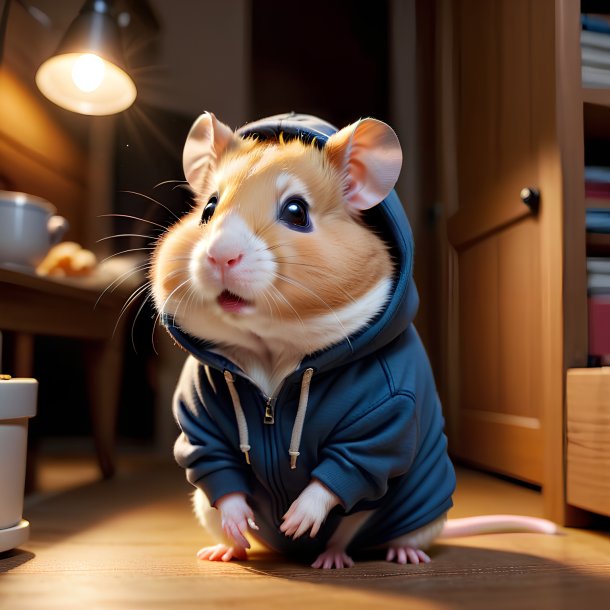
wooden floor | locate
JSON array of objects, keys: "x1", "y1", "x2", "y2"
[{"x1": 1, "y1": 453, "x2": 610, "y2": 610}]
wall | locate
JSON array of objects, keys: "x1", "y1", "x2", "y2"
[{"x1": 0, "y1": 1, "x2": 89, "y2": 244}]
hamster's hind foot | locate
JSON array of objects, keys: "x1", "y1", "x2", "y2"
[
  {"x1": 196, "y1": 543, "x2": 248, "y2": 562},
  {"x1": 311, "y1": 547, "x2": 355, "y2": 569},
  {"x1": 385, "y1": 546, "x2": 431, "y2": 565}
]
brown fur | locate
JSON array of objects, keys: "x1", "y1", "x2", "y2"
[{"x1": 152, "y1": 136, "x2": 393, "y2": 326}]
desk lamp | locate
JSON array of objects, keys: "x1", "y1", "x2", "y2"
[{"x1": 35, "y1": 0, "x2": 136, "y2": 115}]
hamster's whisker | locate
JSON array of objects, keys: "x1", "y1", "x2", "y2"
[
  {"x1": 153, "y1": 179, "x2": 188, "y2": 189},
  {"x1": 266, "y1": 252, "x2": 338, "y2": 273},
  {"x1": 159, "y1": 278, "x2": 193, "y2": 318},
  {"x1": 261, "y1": 244, "x2": 285, "y2": 252},
  {"x1": 272, "y1": 258, "x2": 321, "y2": 270},
  {"x1": 171, "y1": 231, "x2": 204, "y2": 250},
  {"x1": 336, "y1": 285, "x2": 358, "y2": 305},
  {"x1": 129, "y1": 289, "x2": 154, "y2": 354},
  {"x1": 273, "y1": 272, "x2": 353, "y2": 349},
  {"x1": 97, "y1": 233, "x2": 159, "y2": 243},
  {"x1": 267, "y1": 283, "x2": 306, "y2": 330},
  {"x1": 119, "y1": 190, "x2": 181, "y2": 222},
  {"x1": 164, "y1": 268, "x2": 190, "y2": 281},
  {"x1": 184, "y1": 283, "x2": 202, "y2": 316},
  {"x1": 118, "y1": 282, "x2": 151, "y2": 318},
  {"x1": 255, "y1": 223, "x2": 276, "y2": 241},
  {"x1": 99, "y1": 213, "x2": 169, "y2": 231},
  {"x1": 113, "y1": 281, "x2": 152, "y2": 338},
  {"x1": 99, "y1": 247, "x2": 157, "y2": 265},
  {"x1": 174, "y1": 283, "x2": 198, "y2": 321},
  {"x1": 171, "y1": 184, "x2": 193, "y2": 195},
  {"x1": 95, "y1": 262, "x2": 152, "y2": 309},
  {"x1": 164, "y1": 258, "x2": 192, "y2": 265},
  {"x1": 258, "y1": 290, "x2": 278, "y2": 319},
  {"x1": 262, "y1": 286, "x2": 286, "y2": 321},
  {"x1": 150, "y1": 312, "x2": 161, "y2": 356}
]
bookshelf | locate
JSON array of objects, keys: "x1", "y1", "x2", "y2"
[
  {"x1": 582, "y1": 87, "x2": 610, "y2": 106},
  {"x1": 564, "y1": 0, "x2": 610, "y2": 520}
]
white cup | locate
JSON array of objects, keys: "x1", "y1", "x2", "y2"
[
  {"x1": 0, "y1": 190, "x2": 69, "y2": 270},
  {"x1": 0, "y1": 378, "x2": 37, "y2": 532}
]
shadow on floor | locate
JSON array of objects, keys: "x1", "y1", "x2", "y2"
[
  {"x1": 239, "y1": 544, "x2": 610, "y2": 609},
  {"x1": 0, "y1": 549, "x2": 35, "y2": 573}
]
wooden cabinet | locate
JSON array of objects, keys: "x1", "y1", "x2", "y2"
[
  {"x1": 567, "y1": 368, "x2": 610, "y2": 517},
  {"x1": 447, "y1": 0, "x2": 556, "y2": 488},
  {"x1": 439, "y1": 0, "x2": 605, "y2": 524}
]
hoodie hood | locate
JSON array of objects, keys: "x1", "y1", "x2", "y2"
[{"x1": 163, "y1": 112, "x2": 419, "y2": 377}]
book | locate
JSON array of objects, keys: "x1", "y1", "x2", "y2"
[
  {"x1": 588, "y1": 295, "x2": 610, "y2": 356},
  {"x1": 582, "y1": 45, "x2": 610, "y2": 69},
  {"x1": 586, "y1": 182, "x2": 610, "y2": 199},
  {"x1": 582, "y1": 64, "x2": 610, "y2": 87},
  {"x1": 585, "y1": 166, "x2": 610, "y2": 182},
  {"x1": 588, "y1": 273, "x2": 610, "y2": 293},
  {"x1": 587, "y1": 257, "x2": 610, "y2": 274},
  {"x1": 586, "y1": 208, "x2": 610, "y2": 233},
  {"x1": 582, "y1": 14, "x2": 610, "y2": 34},
  {"x1": 582, "y1": 29, "x2": 610, "y2": 51}
]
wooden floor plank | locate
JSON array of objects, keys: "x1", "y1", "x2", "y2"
[{"x1": 1, "y1": 456, "x2": 609, "y2": 610}]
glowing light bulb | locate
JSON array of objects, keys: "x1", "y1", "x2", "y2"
[{"x1": 72, "y1": 54, "x2": 105, "y2": 92}]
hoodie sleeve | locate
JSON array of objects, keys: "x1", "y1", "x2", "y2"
[
  {"x1": 310, "y1": 391, "x2": 417, "y2": 512},
  {"x1": 173, "y1": 357, "x2": 252, "y2": 506}
]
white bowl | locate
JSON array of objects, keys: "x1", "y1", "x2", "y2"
[{"x1": 0, "y1": 191, "x2": 69, "y2": 271}]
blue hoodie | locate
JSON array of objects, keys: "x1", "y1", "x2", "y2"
[{"x1": 165, "y1": 113, "x2": 456, "y2": 559}]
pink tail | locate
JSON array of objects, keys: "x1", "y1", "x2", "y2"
[{"x1": 440, "y1": 515, "x2": 558, "y2": 539}]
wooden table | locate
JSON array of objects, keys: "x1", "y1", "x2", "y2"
[{"x1": 0, "y1": 266, "x2": 131, "y2": 479}]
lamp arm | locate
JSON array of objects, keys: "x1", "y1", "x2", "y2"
[{"x1": 0, "y1": 1, "x2": 54, "y2": 66}]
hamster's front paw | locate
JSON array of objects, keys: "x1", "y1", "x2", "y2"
[
  {"x1": 311, "y1": 547, "x2": 355, "y2": 569},
  {"x1": 215, "y1": 492, "x2": 258, "y2": 549},
  {"x1": 280, "y1": 479, "x2": 340, "y2": 539},
  {"x1": 385, "y1": 546, "x2": 431, "y2": 565},
  {"x1": 197, "y1": 543, "x2": 248, "y2": 562}
]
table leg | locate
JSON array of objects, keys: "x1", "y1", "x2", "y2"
[
  {"x1": 85, "y1": 329, "x2": 125, "y2": 479},
  {"x1": 13, "y1": 333, "x2": 37, "y2": 492},
  {"x1": 13, "y1": 333, "x2": 34, "y2": 378}
]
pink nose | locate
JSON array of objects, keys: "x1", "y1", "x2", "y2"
[{"x1": 207, "y1": 252, "x2": 243, "y2": 268}]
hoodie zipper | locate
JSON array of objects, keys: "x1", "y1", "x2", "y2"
[
  {"x1": 221, "y1": 367, "x2": 285, "y2": 425},
  {"x1": 264, "y1": 396, "x2": 276, "y2": 424}
]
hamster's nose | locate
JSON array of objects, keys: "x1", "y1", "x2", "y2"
[{"x1": 207, "y1": 250, "x2": 244, "y2": 269}]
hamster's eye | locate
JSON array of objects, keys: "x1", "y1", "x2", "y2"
[
  {"x1": 279, "y1": 197, "x2": 311, "y2": 231},
  {"x1": 200, "y1": 195, "x2": 218, "y2": 225}
]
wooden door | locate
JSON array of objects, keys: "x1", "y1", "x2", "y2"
[{"x1": 447, "y1": 0, "x2": 558, "y2": 485}]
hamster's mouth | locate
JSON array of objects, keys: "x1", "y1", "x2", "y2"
[{"x1": 217, "y1": 290, "x2": 253, "y2": 313}]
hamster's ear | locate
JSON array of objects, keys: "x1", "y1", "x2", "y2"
[
  {"x1": 183, "y1": 112, "x2": 235, "y2": 189},
  {"x1": 325, "y1": 118, "x2": 402, "y2": 211}
]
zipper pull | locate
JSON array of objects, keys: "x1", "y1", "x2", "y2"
[{"x1": 264, "y1": 397, "x2": 275, "y2": 424}]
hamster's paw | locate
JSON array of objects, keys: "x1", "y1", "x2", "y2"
[
  {"x1": 385, "y1": 546, "x2": 431, "y2": 565},
  {"x1": 281, "y1": 480, "x2": 340, "y2": 540},
  {"x1": 311, "y1": 547, "x2": 355, "y2": 569},
  {"x1": 196, "y1": 543, "x2": 248, "y2": 562}
]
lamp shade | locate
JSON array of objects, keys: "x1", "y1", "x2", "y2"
[{"x1": 35, "y1": 0, "x2": 136, "y2": 115}]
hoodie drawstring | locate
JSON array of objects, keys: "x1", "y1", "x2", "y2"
[
  {"x1": 289, "y1": 368, "x2": 314, "y2": 469},
  {"x1": 224, "y1": 371, "x2": 251, "y2": 464},
  {"x1": 223, "y1": 368, "x2": 314, "y2": 470}
]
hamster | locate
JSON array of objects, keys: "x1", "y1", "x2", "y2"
[{"x1": 151, "y1": 111, "x2": 557, "y2": 569}]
